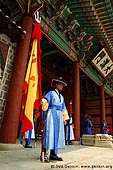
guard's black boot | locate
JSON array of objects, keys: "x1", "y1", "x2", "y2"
[
  {"x1": 69, "y1": 141, "x2": 73, "y2": 145},
  {"x1": 50, "y1": 149, "x2": 63, "y2": 161},
  {"x1": 24, "y1": 140, "x2": 32, "y2": 148}
]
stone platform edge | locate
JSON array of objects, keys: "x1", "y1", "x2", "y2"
[{"x1": 81, "y1": 134, "x2": 113, "y2": 148}]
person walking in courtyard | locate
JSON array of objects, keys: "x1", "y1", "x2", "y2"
[{"x1": 41, "y1": 77, "x2": 69, "y2": 163}]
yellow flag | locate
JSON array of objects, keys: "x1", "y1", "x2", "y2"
[{"x1": 21, "y1": 39, "x2": 39, "y2": 133}]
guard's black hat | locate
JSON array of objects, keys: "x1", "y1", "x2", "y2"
[{"x1": 52, "y1": 77, "x2": 67, "y2": 86}]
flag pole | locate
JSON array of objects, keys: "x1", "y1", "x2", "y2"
[
  {"x1": 38, "y1": 49, "x2": 44, "y2": 162},
  {"x1": 40, "y1": 109, "x2": 44, "y2": 162},
  {"x1": 37, "y1": 34, "x2": 44, "y2": 163},
  {"x1": 35, "y1": 13, "x2": 45, "y2": 162}
]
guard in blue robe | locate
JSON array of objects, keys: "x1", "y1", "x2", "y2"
[
  {"x1": 66, "y1": 113, "x2": 74, "y2": 144},
  {"x1": 102, "y1": 121, "x2": 109, "y2": 134},
  {"x1": 84, "y1": 114, "x2": 93, "y2": 135},
  {"x1": 41, "y1": 77, "x2": 69, "y2": 163}
]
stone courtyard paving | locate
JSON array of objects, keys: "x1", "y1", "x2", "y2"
[{"x1": 0, "y1": 140, "x2": 113, "y2": 170}]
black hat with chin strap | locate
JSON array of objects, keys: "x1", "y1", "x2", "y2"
[{"x1": 52, "y1": 77, "x2": 67, "y2": 86}]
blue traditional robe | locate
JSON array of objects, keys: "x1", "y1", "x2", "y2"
[
  {"x1": 102, "y1": 123, "x2": 108, "y2": 134},
  {"x1": 84, "y1": 118, "x2": 93, "y2": 135},
  {"x1": 43, "y1": 89, "x2": 67, "y2": 154},
  {"x1": 66, "y1": 117, "x2": 74, "y2": 143}
]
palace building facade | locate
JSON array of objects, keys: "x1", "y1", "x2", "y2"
[{"x1": 0, "y1": 0, "x2": 113, "y2": 146}]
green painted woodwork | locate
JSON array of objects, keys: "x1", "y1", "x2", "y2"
[
  {"x1": 41, "y1": 19, "x2": 77, "y2": 61},
  {"x1": 104, "y1": 85, "x2": 113, "y2": 97},
  {"x1": 100, "y1": 16, "x2": 113, "y2": 21},
  {"x1": 85, "y1": 66, "x2": 102, "y2": 86}
]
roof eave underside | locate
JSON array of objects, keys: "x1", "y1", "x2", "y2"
[{"x1": 66, "y1": 0, "x2": 113, "y2": 57}]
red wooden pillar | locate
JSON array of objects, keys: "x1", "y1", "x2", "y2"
[
  {"x1": 73, "y1": 62, "x2": 80, "y2": 141},
  {"x1": 100, "y1": 85, "x2": 106, "y2": 131},
  {"x1": 0, "y1": 15, "x2": 33, "y2": 143}
]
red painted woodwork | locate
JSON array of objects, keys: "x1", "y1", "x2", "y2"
[
  {"x1": 73, "y1": 62, "x2": 80, "y2": 141},
  {"x1": 0, "y1": 15, "x2": 33, "y2": 143}
]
